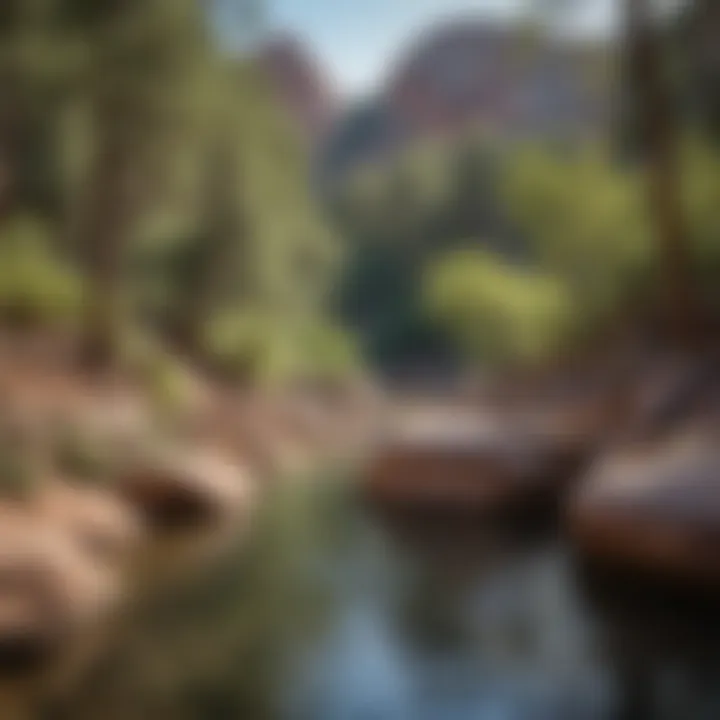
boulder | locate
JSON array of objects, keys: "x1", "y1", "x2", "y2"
[
  {"x1": 29, "y1": 482, "x2": 144, "y2": 568},
  {"x1": 569, "y1": 432, "x2": 720, "y2": 585},
  {"x1": 364, "y1": 406, "x2": 593, "y2": 514},
  {"x1": 117, "y1": 446, "x2": 254, "y2": 533},
  {"x1": 0, "y1": 511, "x2": 122, "y2": 679}
]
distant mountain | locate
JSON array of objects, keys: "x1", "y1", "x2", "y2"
[
  {"x1": 256, "y1": 35, "x2": 340, "y2": 149},
  {"x1": 321, "y1": 20, "x2": 611, "y2": 184},
  {"x1": 385, "y1": 20, "x2": 608, "y2": 142}
]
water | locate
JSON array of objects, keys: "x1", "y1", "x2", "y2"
[
  {"x1": 272, "y1": 483, "x2": 720, "y2": 720},
  {"x1": 54, "y1": 476, "x2": 720, "y2": 720},
  {"x1": 280, "y1": 513, "x2": 613, "y2": 720}
]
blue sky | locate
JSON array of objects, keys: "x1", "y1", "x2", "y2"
[{"x1": 234, "y1": 0, "x2": 617, "y2": 96}]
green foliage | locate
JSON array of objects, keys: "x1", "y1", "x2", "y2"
[
  {"x1": 680, "y1": 136, "x2": 720, "y2": 303},
  {"x1": 120, "y1": 330, "x2": 200, "y2": 422},
  {"x1": 426, "y1": 250, "x2": 571, "y2": 366},
  {"x1": 505, "y1": 138, "x2": 720, "y2": 324},
  {"x1": 52, "y1": 421, "x2": 121, "y2": 485},
  {"x1": 0, "y1": 0, "x2": 347, "y2": 377},
  {"x1": 425, "y1": 137, "x2": 720, "y2": 369},
  {"x1": 204, "y1": 310, "x2": 290, "y2": 384},
  {"x1": 127, "y1": 57, "x2": 342, "y2": 368},
  {"x1": 504, "y1": 144, "x2": 654, "y2": 326},
  {"x1": 333, "y1": 134, "x2": 524, "y2": 369},
  {"x1": 0, "y1": 413, "x2": 42, "y2": 500},
  {"x1": 205, "y1": 310, "x2": 360, "y2": 386},
  {"x1": 225, "y1": 65, "x2": 341, "y2": 316},
  {"x1": 147, "y1": 356, "x2": 199, "y2": 421},
  {"x1": 52, "y1": 477, "x2": 355, "y2": 719},
  {"x1": 296, "y1": 322, "x2": 362, "y2": 383},
  {"x1": 350, "y1": 132, "x2": 718, "y2": 370},
  {"x1": 0, "y1": 450, "x2": 38, "y2": 500},
  {"x1": 0, "y1": 216, "x2": 83, "y2": 328}
]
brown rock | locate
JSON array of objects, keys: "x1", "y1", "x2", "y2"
[
  {"x1": 364, "y1": 407, "x2": 590, "y2": 514},
  {"x1": 0, "y1": 511, "x2": 122, "y2": 679},
  {"x1": 569, "y1": 433, "x2": 720, "y2": 585},
  {"x1": 118, "y1": 446, "x2": 254, "y2": 533},
  {"x1": 29, "y1": 482, "x2": 144, "y2": 568}
]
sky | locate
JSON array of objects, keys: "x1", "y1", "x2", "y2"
[{"x1": 262, "y1": 0, "x2": 618, "y2": 96}]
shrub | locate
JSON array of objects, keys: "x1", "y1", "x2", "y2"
[
  {"x1": 292, "y1": 321, "x2": 362, "y2": 385},
  {"x1": 504, "y1": 145, "x2": 653, "y2": 327},
  {"x1": 205, "y1": 311, "x2": 360, "y2": 387},
  {"x1": 0, "y1": 414, "x2": 42, "y2": 500},
  {"x1": 425, "y1": 249, "x2": 572, "y2": 367},
  {"x1": 204, "y1": 310, "x2": 297, "y2": 386},
  {"x1": 0, "y1": 450, "x2": 39, "y2": 500},
  {"x1": 52, "y1": 421, "x2": 122, "y2": 486},
  {"x1": 0, "y1": 216, "x2": 83, "y2": 330},
  {"x1": 120, "y1": 329, "x2": 200, "y2": 423}
]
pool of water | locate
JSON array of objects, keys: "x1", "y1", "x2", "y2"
[{"x1": 53, "y1": 477, "x2": 720, "y2": 720}]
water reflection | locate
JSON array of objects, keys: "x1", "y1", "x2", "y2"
[
  {"x1": 279, "y1": 483, "x2": 720, "y2": 720},
  {"x1": 48, "y1": 477, "x2": 720, "y2": 720},
  {"x1": 285, "y1": 507, "x2": 614, "y2": 720}
]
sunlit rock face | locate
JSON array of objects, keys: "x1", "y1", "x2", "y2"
[
  {"x1": 321, "y1": 19, "x2": 609, "y2": 183},
  {"x1": 0, "y1": 512, "x2": 122, "y2": 680},
  {"x1": 570, "y1": 433, "x2": 720, "y2": 585},
  {"x1": 568, "y1": 349, "x2": 720, "y2": 585},
  {"x1": 29, "y1": 482, "x2": 144, "y2": 570},
  {"x1": 118, "y1": 446, "x2": 254, "y2": 533}
]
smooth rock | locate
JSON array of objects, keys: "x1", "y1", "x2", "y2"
[{"x1": 569, "y1": 432, "x2": 720, "y2": 585}]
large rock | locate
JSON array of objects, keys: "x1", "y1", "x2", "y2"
[
  {"x1": 0, "y1": 511, "x2": 122, "y2": 679},
  {"x1": 117, "y1": 446, "x2": 254, "y2": 533},
  {"x1": 29, "y1": 482, "x2": 143, "y2": 569},
  {"x1": 364, "y1": 405, "x2": 594, "y2": 514},
  {"x1": 569, "y1": 432, "x2": 720, "y2": 585}
]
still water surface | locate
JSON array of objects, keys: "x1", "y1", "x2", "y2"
[
  {"x1": 275, "y1": 483, "x2": 720, "y2": 720},
  {"x1": 57, "y1": 477, "x2": 720, "y2": 720}
]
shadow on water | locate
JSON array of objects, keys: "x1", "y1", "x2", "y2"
[{"x1": 42, "y1": 473, "x2": 720, "y2": 720}]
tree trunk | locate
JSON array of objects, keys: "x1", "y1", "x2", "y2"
[
  {"x1": 176, "y1": 138, "x2": 245, "y2": 358},
  {"x1": 78, "y1": 105, "x2": 138, "y2": 373},
  {"x1": 625, "y1": 0, "x2": 700, "y2": 345},
  {"x1": 0, "y1": 80, "x2": 24, "y2": 223}
]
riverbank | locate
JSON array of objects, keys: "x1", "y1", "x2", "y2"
[{"x1": 0, "y1": 335, "x2": 717, "y2": 717}]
